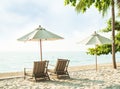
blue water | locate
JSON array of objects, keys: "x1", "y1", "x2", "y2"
[{"x1": 0, "y1": 51, "x2": 120, "y2": 73}]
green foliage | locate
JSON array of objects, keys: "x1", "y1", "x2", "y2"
[
  {"x1": 115, "y1": 32, "x2": 120, "y2": 52},
  {"x1": 64, "y1": 0, "x2": 120, "y2": 16},
  {"x1": 94, "y1": 0, "x2": 111, "y2": 16},
  {"x1": 87, "y1": 44, "x2": 112, "y2": 56},
  {"x1": 116, "y1": 32, "x2": 120, "y2": 42},
  {"x1": 87, "y1": 19, "x2": 120, "y2": 56},
  {"x1": 64, "y1": 0, "x2": 76, "y2": 6},
  {"x1": 101, "y1": 19, "x2": 112, "y2": 32},
  {"x1": 117, "y1": 0, "x2": 120, "y2": 16},
  {"x1": 115, "y1": 21, "x2": 120, "y2": 31},
  {"x1": 75, "y1": 0, "x2": 95, "y2": 13},
  {"x1": 87, "y1": 31, "x2": 120, "y2": 56},
  {"x1": 101, "y1": 19, "x2": 120, "y2": 32},
  {"x1": 64, "y1": 0, "x2": 120, "y2": 56},
  {"x1": 64, "y1": 0, "x2": 112, "y2": 16}
]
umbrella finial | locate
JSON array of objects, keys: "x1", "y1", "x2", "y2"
[
  {"x1": 37, "y1": 25, "x2": 43, "y2": 30},
  {"x1": 94, "y1": 31, "x2": 96, "y2": 34},
  {"x1": 93, "y1": 31, "x2": 97, "y2": 36},
  {"x1": 39, "y1": 25, "x2": 41, "y2": 28}
]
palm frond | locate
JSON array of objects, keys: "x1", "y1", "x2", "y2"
[{"x1": 117, "y1": 0, "x2": 120, "y2": 16}]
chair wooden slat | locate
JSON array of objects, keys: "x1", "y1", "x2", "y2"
[
  {"x1": 24, "y1": 60, "x2": 50, "y2": 81},
  {"x1": 49, "y1": 59, "x2": 70, "y2": 79}
]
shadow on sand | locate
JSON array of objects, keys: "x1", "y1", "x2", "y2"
[{"x1": 46, "y1": 78, "x2": 104, "y2": 88}]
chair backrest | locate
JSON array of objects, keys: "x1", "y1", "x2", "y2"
[
  {"x1": 33, "y1": 61, "x2": 49, "y2": 75},
  {"x1": 54, "y1": 59, "x2": 70, "y2": 74}
]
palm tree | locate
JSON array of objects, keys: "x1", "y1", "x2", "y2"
[
  {"x1": 64, "y1": 0, "x2": 120, "y2": 69},
  {"x1": 111, "y1": 0, "x2": 116, "y2": 69}
]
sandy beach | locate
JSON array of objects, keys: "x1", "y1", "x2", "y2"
[{"x1": 0, "y1": 63, "x2": 120, "y2": 89}]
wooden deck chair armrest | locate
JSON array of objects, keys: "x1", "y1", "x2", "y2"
[
  {"x1": 24, "y1": 68, "x2": 32, "y2": 74},
  {"x1": 24, "y1": 68, "x2": 32, "y2": 70}
]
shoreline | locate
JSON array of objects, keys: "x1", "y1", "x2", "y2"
[{"x1": 0, "y1": 63, "x2": 120, "y2": 79}]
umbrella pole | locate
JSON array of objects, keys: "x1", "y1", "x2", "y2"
[
  {"x1": 40, "y1": 39, "x2": 42, "y2": 61},
  {"x1": 95, "y1": 54, "x2": 97, "y2": 71},
  {"x1": 95, "y1": 45, "x2": 97, "y2": 71}
]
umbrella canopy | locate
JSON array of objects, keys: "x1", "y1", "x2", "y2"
[
  {"x1": 79, "y1": 31, "x2": 112, "y2": 45},
  {"x1": 18, "y1": 25, "x2": 64, "y2": 61},
  {"x1": 78, "y1": 31, "x2": 112, "y2": 70}
]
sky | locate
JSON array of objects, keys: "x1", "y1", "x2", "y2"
[{"x1": 0, "y1": 0, "x2": 112, "y2": 52}]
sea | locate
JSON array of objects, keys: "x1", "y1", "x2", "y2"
[{"x1": 0, "y1": 51, "x2": 120, "y2": 73}]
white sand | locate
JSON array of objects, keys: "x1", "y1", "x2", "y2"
[{"x1": 0, "y1": 63, "x2": 120, "y2": 89}]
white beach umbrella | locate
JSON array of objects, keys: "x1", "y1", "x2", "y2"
[
  {"x1": 78, "y1": 31, "x2": 112, "y2": 70},
  {"x1": 17, "y1": 25, "x2": 64, "y2": 61}
]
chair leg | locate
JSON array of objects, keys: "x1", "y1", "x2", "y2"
[
  {"x1": 45, "y1": 73, "x2": 50, "y2": 80},
  {"x1": 47, "y1": 73, "x2": 50, "y2": 80},
  {"x1": 45, "y1": 76, "x2": 49, "y2": 80},
  {"x1": 47, "y1": 75, "x2": 50, "y2": 80},
  {"x1": 66, "y1": 71, "x2": 70, "y2": 78},
  {"x1": 57, "y1": 74, "x2": 59, "y2": 79}
]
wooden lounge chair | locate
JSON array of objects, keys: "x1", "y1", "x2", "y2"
[
  {"x1": 24, "y1": 60, "x2": 50, "y2": 81},
  {"x1": 48, "y1": 59, "x2": 70, "y2": 79}
]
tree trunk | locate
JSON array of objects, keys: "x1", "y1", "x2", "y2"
[{"x1": 111, "y1": 0, "x2": 117, "y2": 69}]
